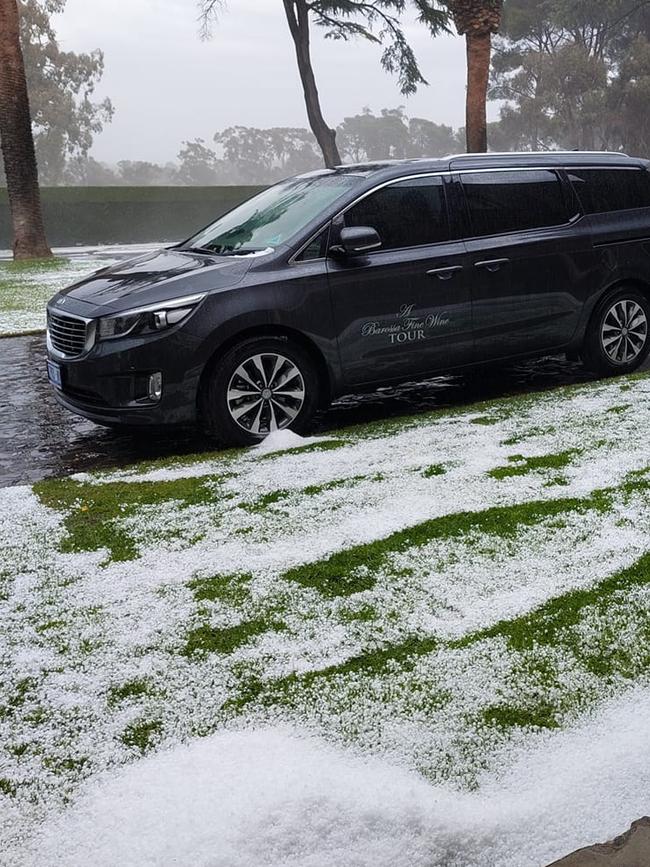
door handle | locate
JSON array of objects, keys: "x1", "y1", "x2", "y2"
[
  {"x1": 427, "y1": 265, "x2": 463, "y2": 281},
  {"x1": 474, "y1": 258, "x2": 510, "y2": 272}
]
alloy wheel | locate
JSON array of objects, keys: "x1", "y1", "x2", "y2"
[
  {"x1": 601, "y1": 299, "x2": 648, "y2": 365},
  {"x1": 226, "y1": 352, "x2": 306, "y2": 435}
]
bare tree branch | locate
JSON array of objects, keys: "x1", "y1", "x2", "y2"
[{"x1": 197, "y1": 0, "x2": 226, "y2": 40}]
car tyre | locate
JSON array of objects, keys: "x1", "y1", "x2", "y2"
[
  {"x1": 200, "y1": 337, "x2": 321, "y2": 446},
  {"x1": 582, "y1": 287, "x2": 650, "y2": 377}
]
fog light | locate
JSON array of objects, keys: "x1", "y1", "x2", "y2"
[{"x1": 148, "y1": 372, "x2": 163, "y2": 402}]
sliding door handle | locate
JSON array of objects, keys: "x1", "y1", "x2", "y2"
[
  {"x1": 474, "y1": 258, "x2": 510, "y2": 272},
  {"x1": 426, "y1": 265, "x2": 463, "y2": 281}
]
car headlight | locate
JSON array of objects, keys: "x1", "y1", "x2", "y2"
[{"x1": 97, "y1": 293, "x2": 206, "y2": 341}]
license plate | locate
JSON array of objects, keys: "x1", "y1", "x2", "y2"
[{"x1": 47, "y1": 360, "x2": 62, "y2": 388}]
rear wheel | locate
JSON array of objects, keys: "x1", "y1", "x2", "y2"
[
  {"x1": 582, "y1": 287, "x2": 650, "y2": 376},
  {"x1": 200, "y1": 337, "x2": 321, "y2": 446}
]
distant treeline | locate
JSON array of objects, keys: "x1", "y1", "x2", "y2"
[{"x1": 5, "y1": 108, "x2": 465, "y2": 187}]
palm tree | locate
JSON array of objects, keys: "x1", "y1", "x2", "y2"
[
  {"x1": 0, "y1": 0, "x2": 51, "y2": 259},
  {"x1": 445, "y1": 0, "x2": 503, "y2": 153}
]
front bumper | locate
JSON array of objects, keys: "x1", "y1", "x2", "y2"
[
  {"x1": 51, "y1": 386, "x2": 188, "y2": 428},
  {"x1": 47, "y1": 326, "x2": 203, "y2": 428}
]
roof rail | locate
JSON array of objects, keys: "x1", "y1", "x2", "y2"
[{"x1": 446, "y1": 150, "x2": 630, "y2": 160}]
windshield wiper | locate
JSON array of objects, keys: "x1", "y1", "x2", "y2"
[
  {"x1": 181, "y1": 245, "x2": 268, "y2": 257},
  {"x1": 182, "y1": 245, "x2": 219, "y2": 256},
  {"x1": 218, "y1": 248, "x2": 267, "y2": 256}
]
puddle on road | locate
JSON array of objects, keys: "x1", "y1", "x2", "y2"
[{"x1": 0, "y1": 333, "x2": 624, "y2": 487}]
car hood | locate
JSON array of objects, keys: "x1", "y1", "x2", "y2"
[{"x1": 57, "y1": 248, "x2": 255, "y2": 311}]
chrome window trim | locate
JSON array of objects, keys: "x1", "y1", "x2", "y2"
[
  {"x1": 47, "y1": 309, "x2": 96, "y2": 360},
  {"x1": 566, "y1": 165, "x2": 650, "y2": 218},
  {"x1": 456, "y1": 166, "x2": 578, "y2": 241},
  {"x1": 288, "y1": 224, "x2": 331, "y2": 266},
  {"x1": 289, "y1": 170, "x2": 452, "y2": 264},
  {"x1": 289, "y1": 164, "x2": 606, "y2": 263}
]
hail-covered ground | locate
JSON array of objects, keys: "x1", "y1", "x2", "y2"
[
  {"x1": 0, "y1": 246, "x2": 161, "y2": 336},
  {"x1": 2, "y1": 374, "x2": 650, "y2": 866}
]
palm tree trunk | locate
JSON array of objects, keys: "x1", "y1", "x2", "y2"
[
  {"x1": 282, "y1": 0, "x2": 341, "y2": 168},
  {"x1": 0, "y1": 0, "x2": 51, "y2": 259},
  {"x1": 465, "y1": 30, "x2": 492, "y2": 153}
]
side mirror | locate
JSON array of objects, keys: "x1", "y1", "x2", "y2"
[{"x1": 332, "y1": 226, "x2": 382, "y2": 256}]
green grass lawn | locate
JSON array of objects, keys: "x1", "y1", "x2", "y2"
[{"x1": 3, "y1": 374, "x2": 650, "y2": 864}]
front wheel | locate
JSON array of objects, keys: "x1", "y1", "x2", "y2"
[
  {"x1": 582, "y1": 288, "x2": 650, "y2": 377},
  {"x1": 199, "y1": 337, "x2": 321, "y2": 446}
]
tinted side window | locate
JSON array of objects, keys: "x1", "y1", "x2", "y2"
[
  {"x1": 568, "y1": 168, "x2": 650, "y2": 214},
  {"x1": 343, "y1": 176, "x2": 450, "y2": 250},
  {"x1": 461, "y1": 170, "x2": 569, "y2": 237}
]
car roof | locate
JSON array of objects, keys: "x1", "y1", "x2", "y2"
[{"x1": 312, "y1": 151, "x2": 647, "y2": 184}]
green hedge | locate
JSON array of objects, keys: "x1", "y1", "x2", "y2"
[{"x1": 0, "y1": 186, "x2": 266, "y2": 247}]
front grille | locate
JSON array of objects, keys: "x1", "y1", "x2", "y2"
[{"x1": 48, "y1": 311, "x2": 88, "y2": 358}]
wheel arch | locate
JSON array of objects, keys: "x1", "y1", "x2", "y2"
[
  {"x1": 197, "y1": 325, "x2": 334, "y2": 417},
  {"x1": 595, "y1": 276, "x2": 650, "y2": 307},
  {"x1": 580, "y1": 276, "x2": 650, "y2": 372},
  {"x1": 582, "y1": 277, "x2": 650, "y2": 340}
]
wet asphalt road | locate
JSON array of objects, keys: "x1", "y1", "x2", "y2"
[{"x1": 1, "y1": 332, "x2": 648, "y2": 487}]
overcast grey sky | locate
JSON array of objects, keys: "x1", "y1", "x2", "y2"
[{"x1": 55, "y1": 0, "x2": 499, "y2": 164}]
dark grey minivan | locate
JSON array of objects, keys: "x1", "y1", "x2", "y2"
[{"x1": 46, "y1": 151, "x2": 650, "y2": 445}]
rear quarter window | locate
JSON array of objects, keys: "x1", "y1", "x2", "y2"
[
  {"x1": 461, "y1": 170, "x2": 570, "y2": 238},
  {"x1": 568, "y1": 167, "x2": 650, "y2": 214}
]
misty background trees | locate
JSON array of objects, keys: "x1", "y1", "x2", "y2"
[
  {"x1": 67, "y1": 109, "x2": 460, "y2": 186},
  {"x1": 21, "y1": 0, "x2": 112, "y2": 184},
  {"x1": 3, "y1": 0, "x2": 650, "y2": 193},
  {"x1": 491, "y1": 0, "x2": 650, "y2": 153}
]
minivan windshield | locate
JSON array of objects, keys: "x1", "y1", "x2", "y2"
[{"x1": 183, "y1": 174, "x2": 361, "y2": 255}]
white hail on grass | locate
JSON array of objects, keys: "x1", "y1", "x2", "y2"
[{"x1": 1, "y1": 375, "x2": 650, "y2": 865}]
